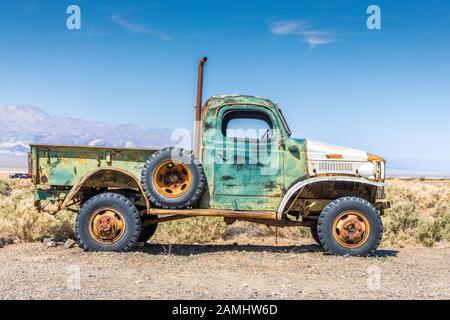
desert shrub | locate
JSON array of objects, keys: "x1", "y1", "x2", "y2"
[
  {"x1": 382, "y1": 184, "x2": 420, "y2": 246},
  {"x1": 383, "y1": 182, "x2": 450, "y2": 246},
  {"x1": 432, "y1": 197, "x2": 450, "y2": 218},
  {"x1": 415, "y1": 194, "x2": 450, "y2": 246},
  {"x1": 0, "y1": 179, "x2": 12, "y2": 196},
  {"x1": 383, "y1": 200, "x2": 418, "y2": 234},
  {"x1": 430, "y1": 197, "x2": 450, "y2": 242},
  {"x1": 383, "y1": 185, "x2": 418, "y2": 229},
  {"x1": 0, "y1": 178, "x2": 76, "y2": 241},
  {"x1": 416, "y1": 219, "x2": 441, "y2": 247}
]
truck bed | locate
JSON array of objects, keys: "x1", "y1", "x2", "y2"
[{"x1": 30, "y1": 144, "x2": 158, "y2": 187}]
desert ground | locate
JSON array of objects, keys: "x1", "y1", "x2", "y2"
[
  {"x1": 0, "y1": 174, "x2": 449, "y2": 299},
  {"x1": 0, "y1": 240, "x2": 448, "y2": 300}
]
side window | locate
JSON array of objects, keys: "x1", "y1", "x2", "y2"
[{"x1": 222, "y1": 110, "x2": 273, "y2": 140}]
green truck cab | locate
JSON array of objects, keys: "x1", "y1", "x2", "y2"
[{"x1": 30, "y1": 58, "x2": 389, "y2": 256}]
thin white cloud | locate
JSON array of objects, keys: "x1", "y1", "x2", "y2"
[
  {"x1": 270, "y1": 20, "x2": 303, "y2": 35},
  {"x1": 111, "y1": 14, "x2": 173, "y2": 41},
  {"x1": 301, "y1": 30, "x2": 334, "y2": 47},
  {"x1": 269, "y1": 20, "x2": 334, "y2": 47}
]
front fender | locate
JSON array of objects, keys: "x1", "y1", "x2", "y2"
[{"x1": 277, "y1": 176, "x2": 385, "y2": 216}]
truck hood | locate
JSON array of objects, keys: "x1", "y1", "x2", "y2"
[
  {"x1": 306, "y1": 140, "x2": 369, "y2": 162},
  {"x1": 303, "y1": 139, "x2": 385, "y2": 181}
]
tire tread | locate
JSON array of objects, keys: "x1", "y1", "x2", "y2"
[{"x1": 140, "y1": 147, "x2": 205, "y2": 209}]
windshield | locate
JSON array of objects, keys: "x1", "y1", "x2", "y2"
[{"x1": 277, "y1": 106, "x2": 292, "y2": 136}]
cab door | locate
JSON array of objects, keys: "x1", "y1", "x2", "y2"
[{"x1": 212, "y1": 105, "x2": 284, "y2": 211}]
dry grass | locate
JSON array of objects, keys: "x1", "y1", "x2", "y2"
[
  {"x1": 0, "y1": 176, "x2": 448, "y2": 247},
  {"x1": 153, "y1": 216, "x2": 228, "y2": 244},
  {"x1": 382, "y1": 178, "x2": 450, "y2": 247},
  {"x1": 0, "y1": 179, "x2": 12, "y2": 196},
  {"x1": 153, "y1": 216, "x2": 314, "y2": 244},
  {"x1": 0, "y1": 177, "x2": 76, "y2": 242}
]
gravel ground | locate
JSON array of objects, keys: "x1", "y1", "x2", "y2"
[{"x1": 0, "y1": 239, "x2": 449, "y2": 300}]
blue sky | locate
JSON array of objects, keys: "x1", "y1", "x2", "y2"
[{"x1": 1, "y1": 0, "x2": 450, "y2": 161}]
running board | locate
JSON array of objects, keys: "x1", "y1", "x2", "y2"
[{"x1": 145, "y1": 208, "x2": 277, "y2": 220}]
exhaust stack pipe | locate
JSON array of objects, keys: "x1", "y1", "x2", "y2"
[{"x1": 194, "y1": 56, "x2": 207, "y2": 158}]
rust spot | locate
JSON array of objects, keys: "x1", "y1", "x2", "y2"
[
  {"x1": 326, "y1": 154, "x2": 343, "y2": 159},
  {"x1": 368, "y1": 153, "x2": 385, "y2": 162}
]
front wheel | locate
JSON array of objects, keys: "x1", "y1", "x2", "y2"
[{"x1": 317, "y1": 197, "x2": 382, "y2": 256}]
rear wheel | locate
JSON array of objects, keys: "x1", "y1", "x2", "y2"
[
  {"x1": 141, "y1": 147, "x2": 205, "y2": 209},
  {"x1": 317, "y1": 197, "x2": 382, "y2": 256},
  {"x1": 76, "y1": 193, "x2": 141, "y2": 252}
]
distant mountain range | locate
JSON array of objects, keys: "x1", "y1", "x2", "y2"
[
  {"x1": 386, "y1": 159, "x2": 450, "y2": 178},
  {"x1": 0, "y1": 105, "x2": 175, "y2": 155},
  {"x1": 0, "y1": 105, "x2": 449, "y2": 177}
]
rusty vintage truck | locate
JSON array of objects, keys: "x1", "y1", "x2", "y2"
[{"x1": 30, "y1": 57, "x2": 389, "y2": 256}]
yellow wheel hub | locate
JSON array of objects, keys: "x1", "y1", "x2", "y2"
[
  {"x1": 88, "y1": 207, "x2": 126, "y2": 244},
  {"x1": 153, "y1": 160, "x2": 192, "y2": 198},
  {"x1": 332, "y1": 211, "x2": 370, "y2": 248}
]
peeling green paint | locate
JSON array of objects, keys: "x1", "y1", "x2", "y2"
[{"x1": 32, "y1": 145, "x2": 156, "y2": 187}]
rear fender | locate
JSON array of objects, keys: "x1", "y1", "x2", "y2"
[{"x1": 61, "y1": 168, "x2": 150, "y2": 213}]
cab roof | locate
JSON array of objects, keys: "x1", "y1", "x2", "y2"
[
  {"x1": 203, "y1": 94, "x2": 277, "y2": 114},
  {"x1": 202, "y1": 94, "x2": 292, "y2": 136}
]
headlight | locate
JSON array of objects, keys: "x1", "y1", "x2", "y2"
[{"x1": 357, "y1": 162, "x2": 376, "y2": 179}]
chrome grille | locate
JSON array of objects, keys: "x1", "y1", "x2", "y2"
[{"x1": 317, "y1": 161, "x2": 353, "y2": 173}]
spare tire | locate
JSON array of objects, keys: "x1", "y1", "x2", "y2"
[{"x1": 141, "y1": 147, "x2": 205, "y2": 209}]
